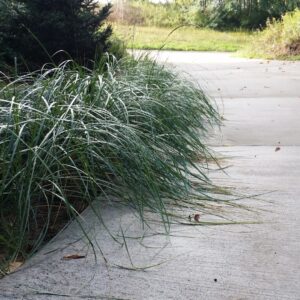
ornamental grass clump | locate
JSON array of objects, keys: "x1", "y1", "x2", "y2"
[{"x1": 0, "y1": 56, "x2": 220, "y2": 273}]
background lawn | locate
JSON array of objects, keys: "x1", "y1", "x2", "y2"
[{"x1": 113, "y1": 24, "x2": 252, "y2": 52}]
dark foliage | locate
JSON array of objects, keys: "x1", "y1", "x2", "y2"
[
  {"x1": 0, "y1": 0, "x2": 113, "y2": 72},
  {"x1": 199, "y1": 0, "x2": 300, "y2": 29}
]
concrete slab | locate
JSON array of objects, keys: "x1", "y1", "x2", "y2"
[
  {"x1": 1, "y1": 52, "x2": 300, "y2": 300},
  {"x1": 136, "y1": 50, "x2": 300, "y2": 98},
  {"x1": 212, "y1": 97, "x2": 300, "y2": 146}
]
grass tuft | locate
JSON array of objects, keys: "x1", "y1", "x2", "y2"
[{"x1": 0, "y1": 55, "x2": 221, "y2": 274}]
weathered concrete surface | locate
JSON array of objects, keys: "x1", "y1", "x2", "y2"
[
  {"x1": 1, "y1": 52, "x2": 299, "y2": 300},
  {"x1": 141, "y1": 50, "x2": 300, "y2": 147}
]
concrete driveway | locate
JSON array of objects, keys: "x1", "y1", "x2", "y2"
[{"x1": 1, "y1": 52, "x2": 299, "y2": 299}]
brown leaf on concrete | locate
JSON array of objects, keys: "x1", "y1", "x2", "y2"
[
  {"x1": 62, "y1": 254, "x2": 86, "y2": 260},
  {"x1": 194, "y1": 214, "x2": 200, "y2": 222},
  {"x1": 275, "y1": 147, "x2": 281, "y2": 152}
]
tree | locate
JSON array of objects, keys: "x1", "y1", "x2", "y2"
[
  {"x1": 0, "y1": 0, "x2": 113, "y2": 72},
  {"x1": 198, "y1": 0, "x2": 300, "y2": 29}
]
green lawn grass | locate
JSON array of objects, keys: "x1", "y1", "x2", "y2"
[{"x1": 113, "y1": 24, "x2": 252, "y2": 52}]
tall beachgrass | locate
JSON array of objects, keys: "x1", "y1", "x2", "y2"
[{"x1": 0, "y1": 55, "x2": 220, "y2": 273}]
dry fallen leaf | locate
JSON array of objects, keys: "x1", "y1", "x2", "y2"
[
  {"x1": 62, "y1": 254, "x2": 86, "y2": 260},
  {"x1": 275, "y1": 147, "x2": 281, "y2": 152},
  {"x1": 194, "y1": 214, "x2": 200, "y2": 222},
  {"x1": 8, "y1": 261, "x2": 23, "y2": 273}
]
